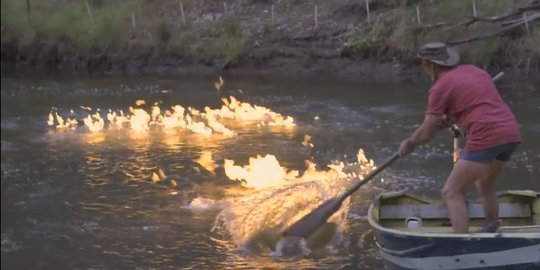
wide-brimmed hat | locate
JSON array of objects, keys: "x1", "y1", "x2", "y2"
[{"x1": 418, "y1": 43, "x2": 459, "y2": 67}]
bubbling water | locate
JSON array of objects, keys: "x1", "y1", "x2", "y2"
[
  {"x1": 272, "y1": 237, "x2": 311, "y2": 258},
  {"x1": 45, "y1": 84, "x2": 377, "y2": 257}
]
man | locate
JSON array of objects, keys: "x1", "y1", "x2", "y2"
[{"x1": 399, "y1": 43, "x2": 521, "y2": 233}]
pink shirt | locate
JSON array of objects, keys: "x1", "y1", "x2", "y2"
[{"x1": 426, "y1": 65, "x2": 521, "y2": 151}]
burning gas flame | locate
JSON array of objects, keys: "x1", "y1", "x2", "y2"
[
  {"x1": 47, "y1": 108, "x2": 78, "y2": 129},
  {"x1": 128, "y1": 107, "x2": 151, "y2": 132},
  {"x1": 83, "y1": 111, "x2": 105, "y2": 132},
  {"x1": 213, "y1": 149, "x2": 375, "y2": 247},
  {"x1": 47, "y1": 96, "x2": 294, "y2": 137},
  {"x1": 196, "y1": 151, "x2": 217, "y2": 174},
  {"x1": 214, "y1": 76, "x2": 224, "y2": 91},
  {"x1": 302, "y1": 134, "x2": 314, "y2": 148},
  {"x1": 224, "y1": 155, "x2": 300, "y2": 190}
]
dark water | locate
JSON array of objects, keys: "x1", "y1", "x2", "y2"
[{"x1": 1, "y1": 72, "x2": 539, "y2": 269}]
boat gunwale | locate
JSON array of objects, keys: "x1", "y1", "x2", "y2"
[{"x1": 367, "y1": 190, "x2": 540, "y2": 239}]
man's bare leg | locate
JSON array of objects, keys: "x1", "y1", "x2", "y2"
[
  {"x1": 475, "y1": 160, "x2": 505, "y2": 223},
  {"x1": 442, "y1": 160, "x2": 487, "y2": 233}
]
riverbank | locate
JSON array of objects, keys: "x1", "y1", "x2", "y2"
[{"x1": 1, "y1": 0, "x2": 539, "y2": 78}]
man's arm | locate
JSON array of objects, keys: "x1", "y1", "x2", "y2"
[
  {"x1": 410, "y1": 114, "x2": 445, "y2": 145},
  {"x1": 400, "y1": 114, "x2": 445, "y2": 156}
]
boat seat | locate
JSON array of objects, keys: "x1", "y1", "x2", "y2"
[
  {"x1": 380, "y1": 202, "x2": 531, "y2": 220},
  {"x1": 402, "y1": 226, "x2": 481, "y2": 233},
  {"x1": 401, "y1": 225, "x2": 540, "y2": 234}
]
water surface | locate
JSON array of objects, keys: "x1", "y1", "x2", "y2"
[{"x1": 2, "y1": 72, "x2": 539, "y2": 269}]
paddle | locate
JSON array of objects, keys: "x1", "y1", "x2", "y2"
[
  {"x1": 282, "y1": 152, "x2": 400, "y2": 238},
  {"x1": 283, "y1": 71, "x2": 505, "y2": 239}
]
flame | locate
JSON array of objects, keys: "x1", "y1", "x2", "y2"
[
  {"x1": 214, "y1": 76, "x2": 224, "y2": 91},
  {"x1": 224, "y1": 155, "x2": 299, "y2": 190},
  {"x1": 47, "y1": 108, "x2": 78, "y2": 129},
  {"x1": 47, "y1": 112, "x2": 54, "y2": 126},
  {"x1": 129, "y1": 107, "x2": 151, "y2": 132},
  {"x1": 151, "y1": 168, "x2": 167, "y2": 183},
  {"x1": 83, "y1": 112, "x2": 104, "y2": 132},
  {"x1": 151, "y1": 104, "x2": 162, "y2": 124},
  {"x1": 196, "y1": 151, "x2": 217, "y2": 174},
  {"x1": 187, "y1": 120, "x2": 213, "y2": 137},
  {"x1": 47, "y1": 95, "x2": 295, "y2": 140},
  {"x1": 162, "y1": 106, "x2": 187, "y2": 129},
  {"x1": 302, "y1": 134, "x2": 314, "y2": 148},
  {"x1": 55, "y1": 114, "x2": 78, "y2": 129}
]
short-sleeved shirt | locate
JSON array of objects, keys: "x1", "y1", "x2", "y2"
[{"x1": 426, "y1": 65, "x2": 521, "y2": 151}]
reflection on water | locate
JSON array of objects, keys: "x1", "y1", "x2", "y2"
[{"x1": 1, "y1": 73, "x2": 539, "y2": 269}]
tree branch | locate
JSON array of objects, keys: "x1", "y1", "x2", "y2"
[{"x1": 446, "y1": 13, "x2": 539, "y2": 46}]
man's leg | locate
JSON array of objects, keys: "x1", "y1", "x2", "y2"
[
  {"x1": 474, "y1": 160, "x2": 505, "y2": 223},
  {"x1": 442, "y1": 160, "x2": 488, "y2": 233}
]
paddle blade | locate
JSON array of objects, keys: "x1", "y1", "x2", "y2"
[{"x1": 282, "y1": 197, "x2": 343, "y2": 239}]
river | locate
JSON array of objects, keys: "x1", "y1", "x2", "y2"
[{"x1": 1, "y1": 72, "x2": 538, "y2": 269}]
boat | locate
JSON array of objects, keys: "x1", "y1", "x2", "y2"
[{"x1": 367, "y1": 190, "x2": 540, "y2": 270}]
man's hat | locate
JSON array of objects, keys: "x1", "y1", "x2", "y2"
[{"x1": 418, "y1": 43, "x2": 459, "y2": 67}]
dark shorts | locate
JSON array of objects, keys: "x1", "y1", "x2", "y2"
[{"x1": 460, "y1": 142, "x2": 519, "y2": 164}]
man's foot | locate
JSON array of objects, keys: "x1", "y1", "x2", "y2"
[{"x1": 481, "y1": 220, "x2": 500, "y2": 233}]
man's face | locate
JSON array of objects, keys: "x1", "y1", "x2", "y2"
[{"x1": 420, "y1": 59, "x2": 435, "y2": 81}]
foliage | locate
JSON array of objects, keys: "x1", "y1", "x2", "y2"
[
  {"x1": 0, "y1": 0, "x2": 537, "y2": 71},
  {"x1": 213, "y1": 16, "x2": 248, "y2": 67},
  {"x1": 345, "y1": 24, "x2": 391, "y2": 54},
  {"x1": 223, "y1": 16, "x2": 242, "y2": 38},
  {"x1": 461, "y1": 40, "x2": 502, "y2": 67},
  {"x1": 155, "y1": 20, "x2": 173, "y2": 44}
]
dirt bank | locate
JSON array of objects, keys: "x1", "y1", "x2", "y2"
[{"x1": 1, "y1": 0, "x2": 539, "y2": 78}]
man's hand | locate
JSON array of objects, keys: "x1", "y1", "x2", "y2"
[
  {"x1": 399, "y1": 138, "x2": 416, "y2": 156},
  {"x1": 401, "y1": 114, "x2": 442, "y2": 157}
]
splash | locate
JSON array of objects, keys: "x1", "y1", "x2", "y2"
[
  {"x1": 187, "y1": 196, "x2": 220, "y2": 210},
  {"x1": 213, "y1": 149, "x2": 375, "y2": 249}
]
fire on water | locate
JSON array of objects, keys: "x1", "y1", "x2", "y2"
[{"x1": 47, "y1": 96, "x2": 295, "y2": 137}]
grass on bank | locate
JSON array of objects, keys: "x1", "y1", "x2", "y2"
[
  {"x1": 1, "y1": 0, "x2": 246, "y2": 65},
  {"x1": 1, "y1": 0, "x2": 538, "y2": 70},
  {"x1": 343, "y1": 0, "x2": 538, "y2": 67}
]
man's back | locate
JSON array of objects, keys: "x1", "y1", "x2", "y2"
[{"x1": 427, "y1": 65, "x2": 521, "y2": 151}]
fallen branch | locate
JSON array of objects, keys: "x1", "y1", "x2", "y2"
[
  {"x1": 464, "y1": 3, "x2": 540, "y2": 24},
  {"x1": 432, "y1": 2, "x2": 540, "y2": 31},
  {"x1": 421, "y1": 21, "x2": 453, "y2": 30},
  {"x1": 446, "y1": 12, "x2": 540, "y2": 46}
]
